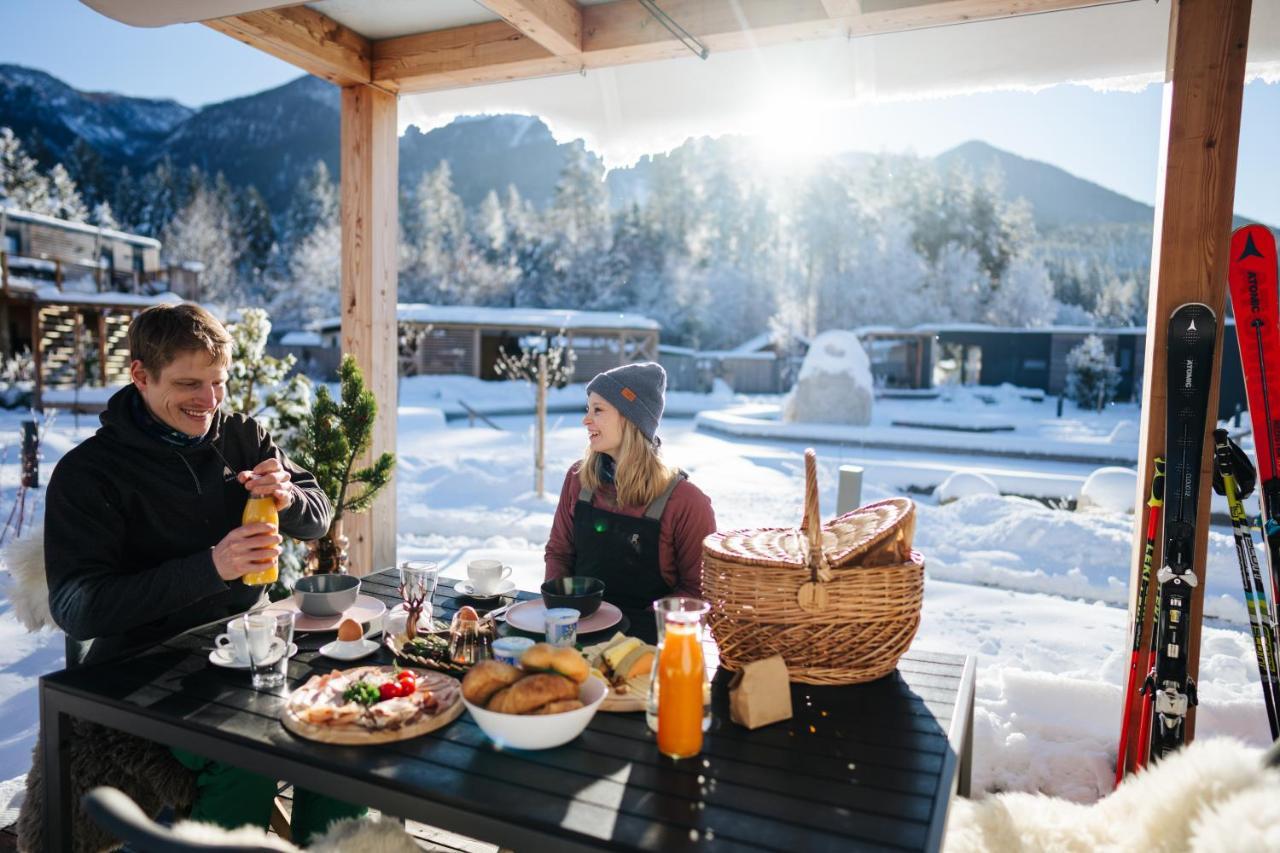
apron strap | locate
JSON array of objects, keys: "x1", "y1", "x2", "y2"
[
  {"x1": 644, "y1": 470, "x2": 686, "y2": 521},
  {"x1": 578, "y1": 484, "x2": 594, "y2": 503}
]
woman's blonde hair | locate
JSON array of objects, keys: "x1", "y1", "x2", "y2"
[{"x1": 579, "y1": 417, "x2": 678, "y2": 508}]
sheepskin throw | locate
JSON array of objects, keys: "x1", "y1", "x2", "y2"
[
  {"x1": 2, "y1": 525, "x2": 51, "y2": 631},
  {"x1": 944, "y1": 737, "x2": 1280, "y2": 852}
]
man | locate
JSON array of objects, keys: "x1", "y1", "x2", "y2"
[{"x1": 44, "y1": 303, "x2": 360, "y2": 841}]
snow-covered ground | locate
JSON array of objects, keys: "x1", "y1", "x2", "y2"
[{"x1": 0, "y1": 378, "x2": 1275, "y2": 826}]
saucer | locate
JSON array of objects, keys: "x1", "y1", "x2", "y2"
[
  {"x1": 454, "y1": 578, "x2": 516, "y2": 599},
  {"x1": 209, "y1": 642, "x2": 298, "y2": 670},
  {"x1": 318, "y1": 638, "x2": 380, "y2": 661},
  {"x1": 503, "y1": 600, "x2": 623, "y2": 635},
  {"x1": 263, "y1": 594, "x2": 387, "y2": 632}
]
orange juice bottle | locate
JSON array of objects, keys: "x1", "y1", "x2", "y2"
[
  {"x1": 657, "y1": 620, "x2": 705, "y2": 759},
  {"x1": 240, "y1": 495, "x2": 279, "y2": 586}
]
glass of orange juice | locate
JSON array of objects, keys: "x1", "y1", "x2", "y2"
[
  {"x1": 241, "y1": 495, "x2": 279, "y2": 586},
  {"x1": 649, "y1": 597, "x2": 711, "y2": 759}
]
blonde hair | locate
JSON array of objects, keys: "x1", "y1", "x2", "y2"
[{"x1": 579, "y1": 417, "x2": 678, "y2": 508}]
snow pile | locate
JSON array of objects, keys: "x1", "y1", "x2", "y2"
[
  {"x1": 1108, "y1": 420, "x2": 1139, "y2": 444},
  {"x1": 935, "y1": 471, "x2": 1000, "y2": 504},
  {"x1": 782, "y1": 330, "x2": 873, "y2": 425},
  {"x1": 1078, "y1": 467, "x2": 1137, "y2": 514}
]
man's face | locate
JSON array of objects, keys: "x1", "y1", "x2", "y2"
[{"x1": 129, "y1": 350, "x2": 228, "y2": 437}]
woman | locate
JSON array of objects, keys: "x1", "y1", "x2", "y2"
[{"x1": 545, "y1": 362, "x2": 716, "y2": 643}]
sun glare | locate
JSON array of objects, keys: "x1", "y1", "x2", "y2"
[{"x1": 743, "y1": 92, "x2": 844, "y2": 173}]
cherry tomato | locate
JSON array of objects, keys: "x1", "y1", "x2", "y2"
[
  {"x1": 398, "y1": 670, "x2": 416, "y2": 684},
  {"x1": 397, "y1": 681, "x2": 415, "y2": 698},
  {"x1": 378, "y1": 682, "x2": 398, "y2": 701}
]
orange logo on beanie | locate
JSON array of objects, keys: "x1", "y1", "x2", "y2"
[{"x1": 621, "y1": 387, "x2": 637, "y2": 401}]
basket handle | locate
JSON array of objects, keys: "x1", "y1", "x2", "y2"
[{"x1": 801, "y1": 448, "x2": 822, "y2": 565}]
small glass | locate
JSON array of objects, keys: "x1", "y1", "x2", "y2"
[
  {"x1": 646, "y1": 597, "x2": 712, "y2": 756},
  {"x1": 544, "y1": 608, "x2": 580, "y2": 648},
  {"x1": 399, "y1": 560, "x2": 441, "y2": 639},
  {"x1": 243, "y1": 610, "x2": 294, "y2": 689}
]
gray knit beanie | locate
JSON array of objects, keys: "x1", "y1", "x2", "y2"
[{"x1": 586, "y1": 362, "x2": 666, "y2": 443}]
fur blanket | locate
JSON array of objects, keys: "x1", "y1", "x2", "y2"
[
  {"x1": 2, "y1": 524, "x2": 51, "y2": 631},
  {"x1": 945, "y1": 738, "x2": 1280, "y2": 852},
  {"x1": 168, "y1": 814, "x2": 420, "y2": 852}
]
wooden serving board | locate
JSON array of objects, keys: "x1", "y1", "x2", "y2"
[
  {"x1": 600, "y1": 688, "x2": 646, "y2": 713},
  {"x1": 283, "y1": 667, "x2": 463, "y2": 745}
]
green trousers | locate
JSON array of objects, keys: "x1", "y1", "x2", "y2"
[{"x1": 171, "y1": 748, "x2": 366, "y2": 846}]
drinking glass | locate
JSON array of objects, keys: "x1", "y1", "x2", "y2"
[
  {"x1": 399, "y1": 560, "x2": 441, "y2": 638},
  {"x1": 243, "y1": 610, "x2": 294, "y2": 689},
  {"x1": 646, "y1": 597, "x2": 712, "y2": 758}
]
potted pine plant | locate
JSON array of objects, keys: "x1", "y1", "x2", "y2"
[{"x1": 294, "y1": 354, "x2": 396, "y2": 574}]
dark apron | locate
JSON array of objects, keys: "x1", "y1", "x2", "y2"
[{"x1": 571, "y1": 472, "x2": 685, "y2": 644}]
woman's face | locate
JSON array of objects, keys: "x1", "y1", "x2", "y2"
[{"x1": 584, "y1": 392, "x2": 625, "y2": 457}]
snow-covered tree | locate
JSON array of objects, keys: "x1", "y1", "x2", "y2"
[
  {"x1": 90, "y1": 201, "x2": 118, "y2": 230},
  {"x1": 283, "y1": 160, "x2": 338, "y2": 253},
  {"x1": 1093, "y1": 275, "x2": 1140, "y2": 327},
  {"x1": 226, "y1": 307, "x2": 312, "y2": 448},
  {"x1": 162, "y1": 184, "x2": 236, "y2": 303},
  {"x1": 47, "y1": 164, "x2": 88, "y2": 222},
  {"x1": 233, "y1": 185, "x2": 276, "y2": 281},
  {"x1": 0, "y1": 128, "x2": 50, "y2": 212},
  {"x1": 136, "y1": 158, "x2": 181, "y2": 237},
  {"x1": 985, "y1": 253, "x2": 1057, "y2": 327},
  {"x1": 273, "y1": 218, "x2": 340, "y2": 327},
  {"x1": 1065, "y1": 334, "x2": 1120, "y2": 410}
]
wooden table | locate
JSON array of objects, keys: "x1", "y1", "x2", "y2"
[{"x1": 40, "y1": 567, "x2": 975, "y2": 852}]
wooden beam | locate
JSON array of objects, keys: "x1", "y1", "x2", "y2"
[
  {"x1": 340, "y1": 85, "x2": 399, "y2": 575},
  {"x1": 205, "y1": 6, "x2": 371, "y2": 87},
  {"x1": 374, "y1": 0, "x2": 1134, "y2": 94},
  {"x1": 821, "y1": 0, "x2": 862, "y2": 15},
  {"x1": 475, "y1": 0, "x2": 582, "y2": 56},
  {"x1": 1121, "y1": 0, "x2": 1251, "y2": 773}
]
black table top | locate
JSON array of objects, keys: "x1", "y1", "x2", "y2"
[{"x1": 41, "y1": 568, "x2": 974, "y2": 853}]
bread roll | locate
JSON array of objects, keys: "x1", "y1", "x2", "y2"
[
  {"x1": 533, "y1": 699, "x2": 584, "y2": 715},
  {"x1": 461, "y1": 660, "x2": 522, "y2": 706},
  {"x1": 486, "y1": 673, "x2": 579, "y2": 714},
  {"x1": 520, "y1": 643, "x2": 590, "y2": 684}
]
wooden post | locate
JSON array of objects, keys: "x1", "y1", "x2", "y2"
[
  {"x1": 535, "y1": 353, "x2": 547, "y2": 497},
  {"x1": 32, "y1": 306, "x2": 43, "y2": 410},
  {"x1": 473, "y1": 327, "x2": 482, "y2": 378},
  {"x1": 96, "y1": 312, "x2": 108, "y2": 386},
  {"x1": 72, "y1": 311, "x2": 83, "y2": 389},
  {"x1": 340, "y1": 85, "x2": 399, "y2": 577},
  {"x1": 0, "y1": 252, "x2": 10, "y2": 358},
  {"x1": 54, "y1": 260, "x2": 62, "y2": 291},
  {"x1": 1121, "y1": 0, "x2": 1251, "y2": 773}
]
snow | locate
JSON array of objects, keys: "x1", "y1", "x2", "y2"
[
  {"x1": 279, "y1": 330, "x2": 322, "y2": 347},
  {"x1": 1078, "y1": 467, "x2": 1138, "y2": 514},
  {"x1": 782, "y1": 330, "x2": 873, "y2": 425},
  {"x1": 935, "y1": 471, "x2": 999, "y2": 504},
  {"x1": 0, "y1": 377, "x2": 1277, "y2": 820},
  {"x1": 40, "y1": 384, "x2": 125, "y2": 406},
  {"x1": 313, "y1": 303, "x2": 659, "y2": 333}
]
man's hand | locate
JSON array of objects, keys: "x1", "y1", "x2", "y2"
[
  {"x1": 212, "y1": 523, "x2": 282, "y2": 582},
  {"x1": 237, "y1": 457, "x2": 295, "y2": 511}
]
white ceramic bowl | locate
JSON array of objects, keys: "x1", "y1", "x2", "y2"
[{"x1": 464, "y1": 676, "x2": 608, "y2": 750}]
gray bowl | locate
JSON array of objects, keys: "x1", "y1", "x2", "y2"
[{"x1": 293, "y1": 574, "x2": 361, "y2": 617}]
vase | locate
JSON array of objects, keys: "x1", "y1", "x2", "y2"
[{"x1": 306, "y1": 519, "x2": 349, "y2": 575}]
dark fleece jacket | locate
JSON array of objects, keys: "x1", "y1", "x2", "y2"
[{"x1": 45, "y1": 385, "x2": 332, "y2": 665}]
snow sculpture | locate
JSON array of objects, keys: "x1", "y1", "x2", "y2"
[
  {"x1": 1077, "y1": 467, "x2": 1137, "y2": 514},
  {"x1": 934, "y1": 471, "x2": 999, "y2": 504},
  {"x1": 782, "y1": 330, "x2": 873, "y2": 425}
]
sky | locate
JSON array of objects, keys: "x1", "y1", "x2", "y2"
[{"x1": 4, "y1": 0, "x2": 1279, "y2": 225}]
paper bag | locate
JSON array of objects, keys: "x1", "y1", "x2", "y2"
[{"x1": 728, "y1": 655, "x2": 793, "y2": 730}]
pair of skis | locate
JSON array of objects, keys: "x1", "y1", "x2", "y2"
[{"x1": 1117, "y1": 226, "x2": 1280, "y2": 782}]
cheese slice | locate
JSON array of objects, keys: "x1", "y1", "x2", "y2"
[{"x1": 602, "y1": 636, "x2": 643, "y2": 671}]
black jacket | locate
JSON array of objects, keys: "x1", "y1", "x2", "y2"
[{"x1": 45, "y1": 385, "x2": 332, "y2": 665}]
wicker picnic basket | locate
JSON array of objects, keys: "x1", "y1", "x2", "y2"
[{"x1": 702, "y1": 449, "x2": 923, "y2": 685}]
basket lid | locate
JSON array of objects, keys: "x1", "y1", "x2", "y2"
[{"x1": 705, "y1": 497, "x2": 915, "y2": 569}]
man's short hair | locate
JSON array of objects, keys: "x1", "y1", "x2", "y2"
[{"x1": 129, "y1": 304, "x2": 232, "y2": 375}]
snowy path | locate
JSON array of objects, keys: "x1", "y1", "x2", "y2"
[{"x1": 0, "y1": 388, "x2": 1275, "y2": 824}]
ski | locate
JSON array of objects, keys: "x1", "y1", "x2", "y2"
[
  {"x1": 1116, "y1": 457, "x2": 1165, "y2": 786},
  {"x1": 1211, "y1": 429, "x2": 1280, "y2": 738},
  {"x1": 1226, "y1": 224, "x2": 1280, "y2": 664},
  {"x1": 1147, "y1": 302, "x2": 1216, "y2": 762}
]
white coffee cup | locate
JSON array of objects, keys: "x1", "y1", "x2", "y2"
[
  {"x1": 467, "y1": 559, "x2": 512, "y2": 595},
  {"x1": 214, "y1": 620, "x2": 250, "y2": 663}
]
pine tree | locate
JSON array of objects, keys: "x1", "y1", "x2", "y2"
[
  {"x1": 66, "y1": 139, "x2": 106, "y2": 208},
  {"x1": 225, "y1": 307, "x2": 312, "y2": 448},
  {"x1": 0, "y1": 128, "x2": 50, "y2": 212},
  {"x1": 283, "y1": 160, "x2": 338, "y2": 253},
  {"x1": 1065, "y1": 334, "x2": 1121, "y2": 410},
  {"x1": 46, "y1": 164, "x2": 88, "y2": 222},
  {"x1": 233, "y1": 185, "x2": 276, "y2": 280},
  {"x1": 137, "y1": 158, "x2": 180, "y2": 237}
]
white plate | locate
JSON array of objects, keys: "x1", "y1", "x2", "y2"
[
  {"x1": 209, "y1": 642, "x2": 298, "y2": 670},
  {"x1": 503, "y1": 599, "x2": 623, "y2": 635},
  {"x1": 318, "y1": 638, "x2": 381, "y2": 661},
  {"x1": 454, "y1": 578, "x2": 517, "y2": 599}
]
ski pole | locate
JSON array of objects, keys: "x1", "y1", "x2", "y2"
[
  {"x1": 1213, "y1": 430, "x2": 1280, "y2": 738},
  {"x1": 1116, "y1": 457, "x2": 1164, "y2": 787}
]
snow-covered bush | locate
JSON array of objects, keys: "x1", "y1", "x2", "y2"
[
  {"x1": 783, "y1": 330, "x2": 873, "y2": 425},
  {"x1": 934, "y1": 471, "x2": 1000, "y2": 504},
  {"x1": 1077, "y1": 467, "x2": 1137, "y2": 514},
  {"x1": 1065, "y1": 335, "x2": 1120, "y2": 411}
]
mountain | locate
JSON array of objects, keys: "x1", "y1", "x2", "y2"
[
  {"x1": 935, "y1": 140, "x2": 1153, "y2": 230},
  {"x1": 156, "y1": 75, "x2": 341, "y2": 212},
  {"x1": 0, "y1": 64, "x2": 191, "y2": 166}
]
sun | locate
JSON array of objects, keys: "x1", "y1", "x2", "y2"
[{"x1": 742, "y1": 90, "x2": 843, "y2": 173}]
